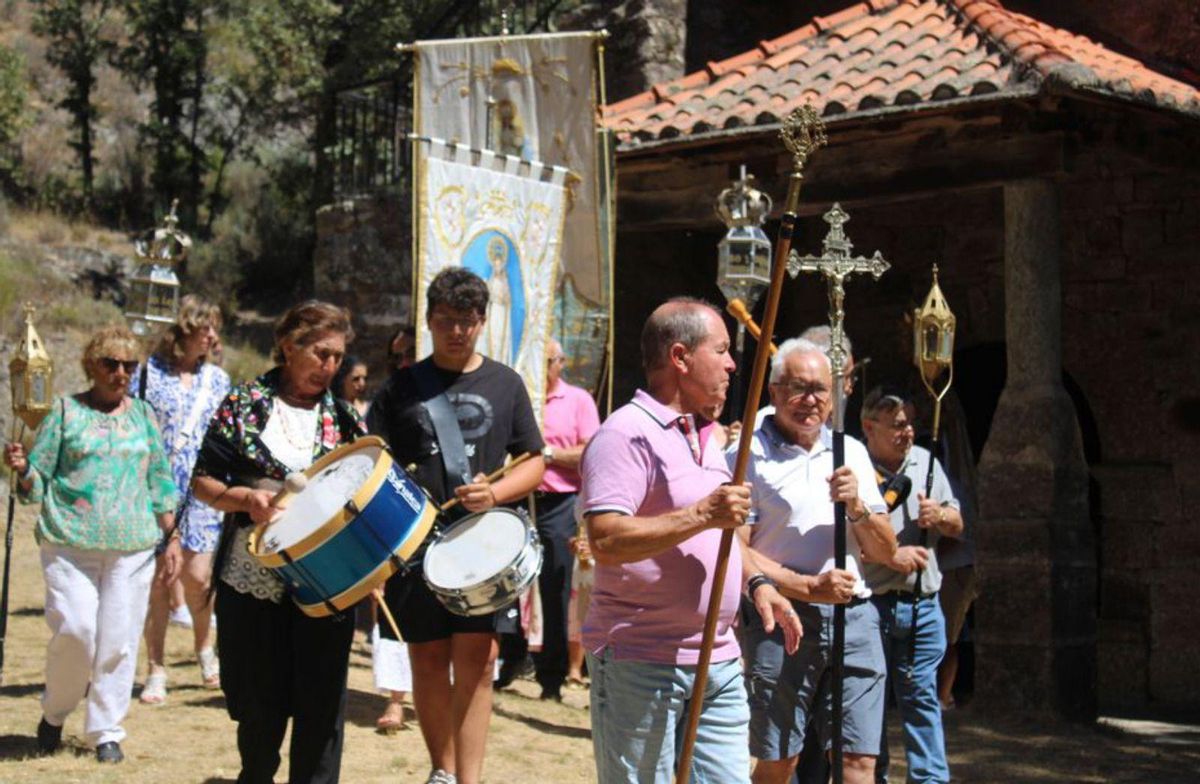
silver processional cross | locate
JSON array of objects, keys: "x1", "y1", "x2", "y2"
[{"x1": 787, "y1": 202, "x2": 890, "y2": 429}]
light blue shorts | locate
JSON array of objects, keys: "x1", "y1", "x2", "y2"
[{"x1": 588, "y1": 648, "x2": 750, "y2": 783}]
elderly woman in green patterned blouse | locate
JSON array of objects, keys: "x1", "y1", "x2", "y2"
[{"x1": 3, "y1": 324, "x2": 181, "y2": 765}]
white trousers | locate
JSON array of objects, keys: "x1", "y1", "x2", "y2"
[{"x1": 40, "y1": 543, "x2": 155, "y2": 746}]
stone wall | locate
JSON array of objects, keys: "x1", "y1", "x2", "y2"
[
  {"x1": 561, "y1": 0, "x2": 689, "y2": 101},
  {"x1": 312, "y1": 193, "x2": 412, "y2": 385},
  {"x1": 1058, "y1": 136, "x2": 1200, "y2": 710}
]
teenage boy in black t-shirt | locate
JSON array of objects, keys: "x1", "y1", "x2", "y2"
[{"x1": 369, "y1": 267, "x2": 544, "y2": 784}]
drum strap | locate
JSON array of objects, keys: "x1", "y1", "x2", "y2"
[{"x1": 411, "y1": 359, "x2": 473, "y2": 492}]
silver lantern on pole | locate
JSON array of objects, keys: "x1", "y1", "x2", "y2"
[
  {"x1": 715, "y1": 165, "x2": 773, "y2": 326},
  {"x1": 125, "y1": 200, "x2": 191, "y2": 337}
]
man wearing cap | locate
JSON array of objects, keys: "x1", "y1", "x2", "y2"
[{"x1": 860, "y1": 387, "x2": 962, "y2": 784}]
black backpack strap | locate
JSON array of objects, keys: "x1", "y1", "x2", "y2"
[{"x1": 410, "y1": 360, "x2": 472, "y2": 491}]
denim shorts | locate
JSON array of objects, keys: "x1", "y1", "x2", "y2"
[
  {"x1": 587, "y1": 648, "x2": 750, "y2": 783},
  {"x1": 743, "y1": 599, "x2": 886, "y2": 760}
]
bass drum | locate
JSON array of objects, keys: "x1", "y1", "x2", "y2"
[{"x1": 249, "y1": 436, "x2": 436, "y2": 617}]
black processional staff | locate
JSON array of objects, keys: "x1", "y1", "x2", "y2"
[
  {"x1": 675, "y1": 104, "x2": 826, "y2": 784},
  {"x1": 3, "y1": 305, "x2": 55, "y2": 683},
  {"x1": 788, "y1": 203, "x2": 890, "y2": 783},
  {"x1": 908, "y1": 265, "x2": 956, "y2": 677}
]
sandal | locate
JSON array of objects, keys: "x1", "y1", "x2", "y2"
[
  {"x1": 140, "y1": 670, "x2": 167, "y2": 705},
  {"x1": 565, "y1": 676, "x2": 589, "y2": 690},
  {"x1": 376, "y1": 701, "x2": 408, "y2": 734},
  {"x1": 198, "y1": 647, "x2": 220, "y2": 689}
]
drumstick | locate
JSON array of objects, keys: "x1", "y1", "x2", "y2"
[
  {"x1": 270, "y1": 472, "x2": 308, "y2": 509},
  {"x1": 438, "y1": 451, "x2": 535, "y2": 512},
  {"x1": 373, "y1": 588, "x2": 403, "y2": 642}
]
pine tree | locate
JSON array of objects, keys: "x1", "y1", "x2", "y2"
[{"x1": 31, "y1": 1, "x2": 106, "y2": 207}]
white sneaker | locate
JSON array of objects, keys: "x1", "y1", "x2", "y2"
[
  {"x1": 426, "y1": 770, "x2": 457, "y2": 784},
  {"x1": 169, "y1": 605, "x2": 194, "y2": 628}
]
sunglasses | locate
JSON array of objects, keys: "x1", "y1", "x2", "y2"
[{"x1": 99, "y1": 357, "x2": 139, "y2": 374}]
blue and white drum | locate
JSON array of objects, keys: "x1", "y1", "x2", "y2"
[
  {"x1": 423, "y1": 508, "x2": 542, "y2": 617},
  {"x1": 249, "y1": 436, "x2": 436, "y2": 617}
]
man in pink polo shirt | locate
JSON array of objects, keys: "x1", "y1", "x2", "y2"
[{"x1": 579, "y1": 297, "x2": 800, "y2": 783}]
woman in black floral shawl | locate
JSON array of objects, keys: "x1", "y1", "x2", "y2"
[{"x1": 192, "y1": 301, "x2": 364, "y2": 784}]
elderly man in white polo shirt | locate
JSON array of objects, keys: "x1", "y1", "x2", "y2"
[{"x1": 735, "y1": 337, "x2": 897, "y2": 784}]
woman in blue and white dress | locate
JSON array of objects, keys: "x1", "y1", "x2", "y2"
[{"x1": 135, "y1": 296, "x2": 231, "y2": 703}]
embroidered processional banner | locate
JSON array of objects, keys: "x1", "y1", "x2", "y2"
[
  {"x1": 415, "y1": 138, "x2": 568, "y2": 419},
  {"x1": 412, "y1": 32, "x2": 611, "y2": 402}
]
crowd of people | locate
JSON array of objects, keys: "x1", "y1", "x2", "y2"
[{"x1": 3, "y1": 270, "x2": 978, "y2": 784}]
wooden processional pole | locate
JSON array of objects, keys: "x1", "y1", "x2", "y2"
[{"x1": 675, "y1": 105, "x2": 826, "y2": 784}]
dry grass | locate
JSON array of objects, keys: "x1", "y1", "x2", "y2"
[
  {"x1": 1, "y1": 209, "x2": 129, "y2": 255},
  {"x1": 0, "y1": 499, "x2": 1197, "y2": 782}
]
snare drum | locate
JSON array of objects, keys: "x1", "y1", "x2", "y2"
[
  {"x1": 249, "y1": 436, "x2": 436, "y2": 617},
  {"x1": 423, "y1": 508, "x2": 542, "y2": 617}
]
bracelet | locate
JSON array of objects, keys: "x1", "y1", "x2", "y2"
[
  {"x1": 746, "y1": 572, "x2": 777, "y2": 597},
  {"x1": 847, "y1": 503, "x2": 868, "y2": 523}
]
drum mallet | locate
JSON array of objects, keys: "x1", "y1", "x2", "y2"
[
  {"x1": 437, "y1": 451, "x2": 535, "y2": 513},
  {"x1": 253, "y1": 473, "x2": 308, "y2": 551},
  {"x1": 270, "y1": 472, "x2": 309, "y2": 509}
]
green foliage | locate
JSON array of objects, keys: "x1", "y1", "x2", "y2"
[
  {"x1": 0, "y1": 43, "x2": 28, "y2": 180},
  {"x1": 30, "y1": 0, "x2": 116, "y2": 206},
  {"x1": 186, "y1": 150, "x2": 317, "y2": 309},
  {"x1": 114, "y1": 0, "x2": 220, "y2": 227}
]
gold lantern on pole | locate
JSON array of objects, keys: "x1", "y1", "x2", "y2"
[
  {"x1": 9, "y1": 303, "x2": 54, "y2": 433},
  {"x1": 125, "y1": 200, "x2": 191, "y2": 337},
  {"x1": 912, "y1": 264, "x2": 955, "y2": 493}
]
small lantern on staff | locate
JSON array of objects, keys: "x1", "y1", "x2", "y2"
[
  {"x1": 715, "y1": 166, "x2": 773, "y2": 318},
  {"x1": 125, "y1": 200, "x2": 191, "y2": 337},
  {"x1": 715, "y1": 166, "x2": 773, "y2": 420},
  {"x1": 9, "y1": 303, "x2": 54, "y2": 434},
  {"x1": 4, "y1": 303, "x2": 54, "y2": 682},
  {"x1": 913, "y1": 264, "x2": 955, "y2": 460}
]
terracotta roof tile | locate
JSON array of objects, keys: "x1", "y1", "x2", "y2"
[{"x1": 603, "y1": 0, "x2": 1200, "y2": 145}]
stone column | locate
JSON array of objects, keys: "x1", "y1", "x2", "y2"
[{"x1": 976, "y1": 180, "x2": 1096, "y2": 718}]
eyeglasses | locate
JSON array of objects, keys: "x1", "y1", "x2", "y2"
[
  {"x1": 429, "y1": 312, "x2": 483, "y2": 332},
  {"x1": 771, "y1": 380, "x2": 831, "y2": 402},
  {"x1": 547, "y1": 356, "x2": 565, "y2": 365},
  {"x1": 99, "y1": 357, "x2": 139, "y2": 374}
]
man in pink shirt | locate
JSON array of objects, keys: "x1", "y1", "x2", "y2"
[
  {"x1": 497, "y1": 339, "x2": 602, "y2": 700},
  {"x1": 579, "y1": 298, "x2": 800, "y2": 783}
]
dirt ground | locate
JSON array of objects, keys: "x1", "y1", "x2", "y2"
[{"x1": 0, "y1": 502, "x2": 1197, "y2": 783}]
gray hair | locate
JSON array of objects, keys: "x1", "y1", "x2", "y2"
[
  {"x1": 641, "y1": 297, "x2": 717, "y2": 373},
  {"x1": 770, "y1": 337, "x2": 830, "y2": 383},
  {"x1": 799, "y1": 324, "x2": 853, "y2": 357}
]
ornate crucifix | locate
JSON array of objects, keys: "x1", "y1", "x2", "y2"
[
  {"x1": 786, "y1": 202, "x2": 888, "y2": 784},
  {"x1": 787, "y1": 203, "x2": 889, "y2": 429}
]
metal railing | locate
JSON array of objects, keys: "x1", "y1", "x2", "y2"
[{"x1": 330, "y1": 0, "x2": 573, "y2": 198}]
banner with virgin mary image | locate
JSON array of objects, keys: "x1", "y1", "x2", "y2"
[
  {"x1": 412, "y1": 32, "x2": 612, "y2": 403},
  {"x1": 415, "y1": 137, "x2": 569, "y2": 419}
]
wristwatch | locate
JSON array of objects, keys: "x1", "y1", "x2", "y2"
[{"x1": 541, "y1": 445, "x2": 555, "y2": 465}]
